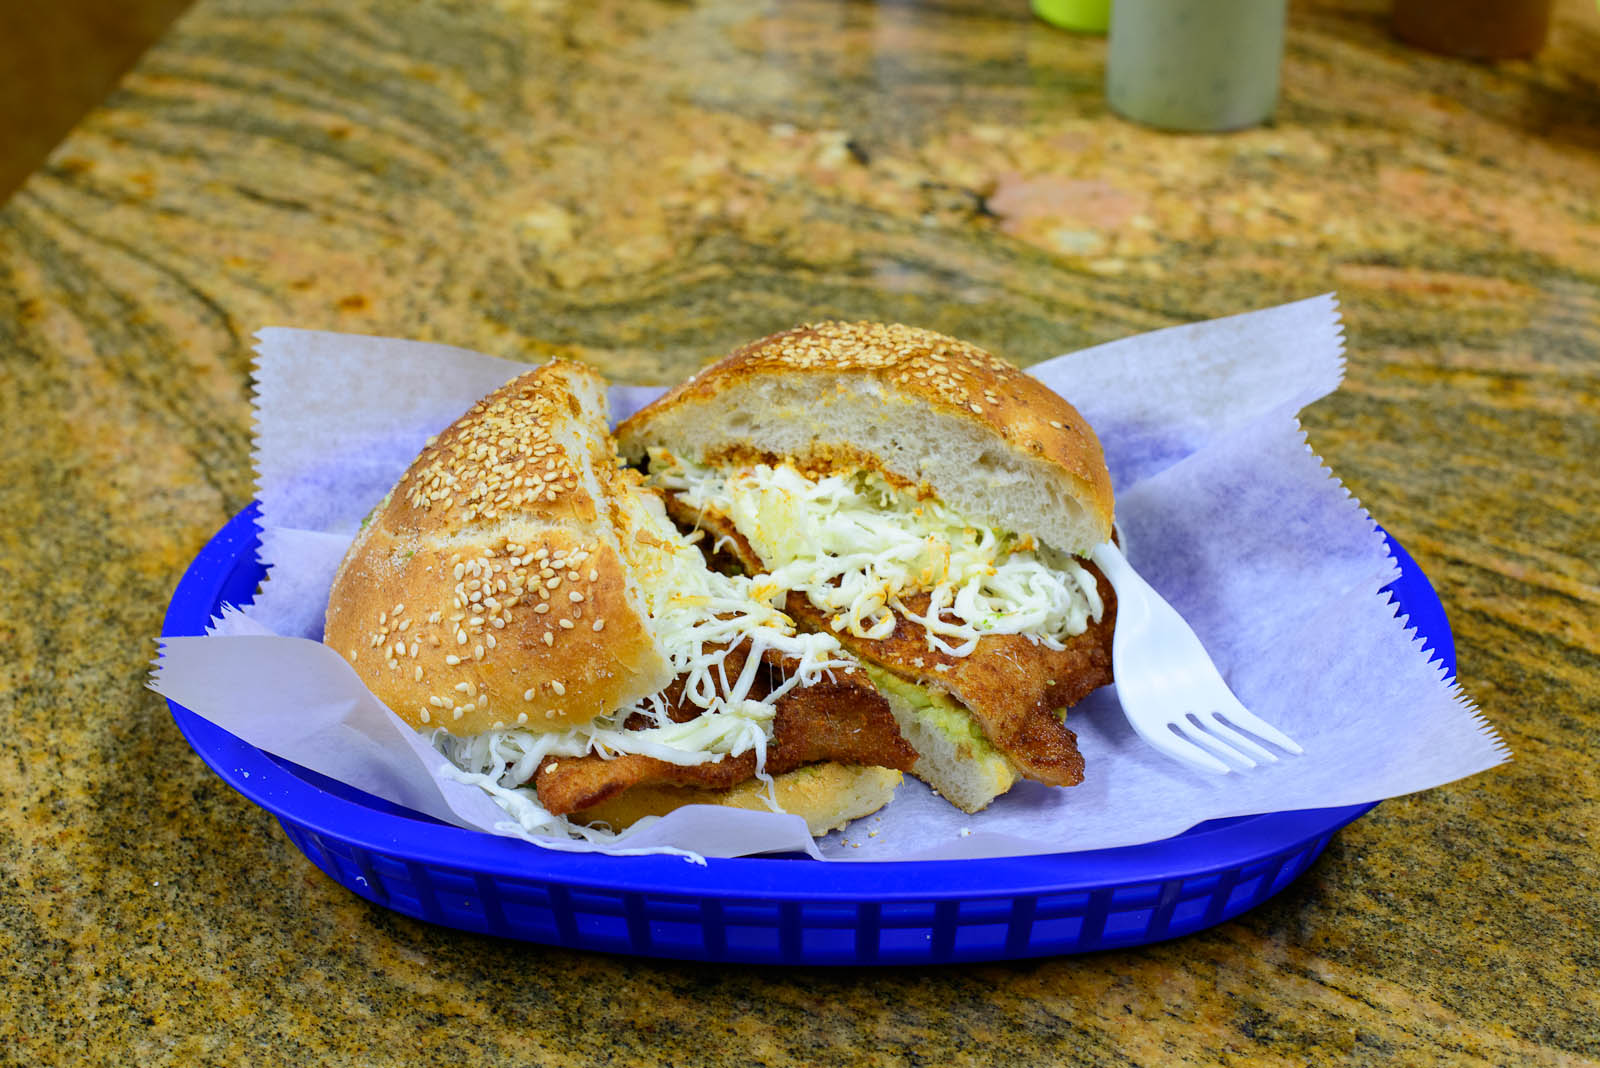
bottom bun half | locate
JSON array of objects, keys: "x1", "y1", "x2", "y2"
[{"x1": 575, "y1": 764, "x2": 903, "y2": 837}]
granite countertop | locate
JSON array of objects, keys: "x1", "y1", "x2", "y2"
[{"x1": 4, "y1": 0, "x2": 1597, "y2": 1063}]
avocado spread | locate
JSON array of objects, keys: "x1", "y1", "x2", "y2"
[{"x1": 858, "y1": 663, "x2": 998, "y2": 760}]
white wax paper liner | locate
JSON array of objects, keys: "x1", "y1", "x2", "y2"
[{"x1": 149, "y1": 295, "x2": 1509, "y2": 860}]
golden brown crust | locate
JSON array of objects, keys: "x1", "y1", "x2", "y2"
[
  {"x1": 324, "y1": 361, "x2": 671, "y2": 735},
  {"x1": 666, "y1": 493, "x2": 1114, "y2": 787},
  {"x1": 824, "y1": 588, "x2": 1115, "y2": 788},
  {"x1": 615, "y1": 320, "x2": 1115, "y2": 544},
  {"x1": 763, "y1": 664, "x2": 918, "y2": 773},
  {"x1": 540, "y1": 751, "x2": 759, "y2": 815},
  {"x1": 534, "y1": 653, "x2": 915, "y2": 815}
]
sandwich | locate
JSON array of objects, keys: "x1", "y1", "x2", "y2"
[
  {"x1": 616, "y1": 321, "x2": 1117, "y2": 813},
  {"x1": 323, "y1": 359, "x2": 915, "y2": 840}
]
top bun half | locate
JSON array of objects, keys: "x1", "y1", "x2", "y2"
[
  {"x1": 615, "y1": 321, "x2": 1114, "y2": 555},
  {"x1": 324, "y1": 361, "x2": 673, "y2": 736}
]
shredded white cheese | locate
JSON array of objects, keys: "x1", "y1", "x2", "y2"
[
  {"x1": 651, "y1": 453, "x2": 1104, "y2": 658},
  {"x1": 435, "y1": 482, "x2": 852, "y2": 840}
]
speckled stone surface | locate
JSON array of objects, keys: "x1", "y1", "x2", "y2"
[{"x1": 2, "y1": 0, "x2": 1597, "y2": 1064}]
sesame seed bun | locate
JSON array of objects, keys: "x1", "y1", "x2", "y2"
[
  {"x1": 615, "y1": 321, "x2": 1114, "y2": 555},
  {"x1": 324, "y1": 361, "x2": 673, "y2": 735}
]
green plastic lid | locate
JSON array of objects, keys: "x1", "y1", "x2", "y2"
[{"x1": 1031, "y1": 0, "x2": 1111, "y2": 33}]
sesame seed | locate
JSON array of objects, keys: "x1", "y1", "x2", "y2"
[
  {"x1": 543, "y1": 632, "x2": 554, "y2": 646},
  {"x1": 452, "y1": 708, "x2": 464, "y2": 721},
  {"x1": 523, "y1": 688, "x2": 536, "y2": 701},
  {"x1": 473, "y1": 645, "x2": 484, "y2": 660},
  {"x1": 592, "y1": 619, "x2": 605, "y2": 632},
  {"x1": 551, "y1": 681, "x2": 566, "y2": 696},
  {"x1": 445, "y1": 654, "x2": 461, "y2": 665},
  {"x1": 559, "y1": 619, "x2": 574, "y2": 630},
  {"x1": 569, "y1": 591, "x2": 584, "y2": 603},
  {"x1": 420, "y1": 709, "x2": 431, "y2": 724},
  {"x1": 413, "y1": 666, "x2": 424, "y2": 681},
  {"x1": 517, "y1": 712, "x2": 528, "y2": 725},
  {"x1": 429, "y1": 696, "x2": 445, "y2": 707}
]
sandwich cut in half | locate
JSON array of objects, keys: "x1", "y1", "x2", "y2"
[
  {"x1": 617, "y1": 322, "x2": 1117, "y2": 813},
  {"x1": 324, "y1": 359, "x2": 915, "y2": 841}
]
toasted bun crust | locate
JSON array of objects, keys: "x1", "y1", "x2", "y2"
[
  {"x1": 324, "y1": 361, "x2": 673, "y2": 735},
  {"x1": 575, "y1": 765, "x2": 903, "y2": 836},
  {"x1": 616, "y1": 321, "x2": 1114, "y2": 554}
]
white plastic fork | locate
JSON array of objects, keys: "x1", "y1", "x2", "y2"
[{"x1": 1089, "y1": 541, "x2": 1304, "y2": 774}]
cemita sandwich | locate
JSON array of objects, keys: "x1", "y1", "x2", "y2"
[
  {"x1": 323, "y1": 360, "x2": 914, "y2": 840},
  {"x1": 616, "y1": 321, "x2": 1117, "y2": 813}
]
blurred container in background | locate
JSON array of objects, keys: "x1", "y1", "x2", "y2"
[
  {"x1": 1105, "y1": 0, "x2": 1288, "y2": 132},
  {"x1": 1391, "y1": 0, "x2": 1552, "y2": 59}
]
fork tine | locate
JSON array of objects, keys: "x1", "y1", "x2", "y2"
[
  {"x1": 1216, "y1": 699, "x2": 1305, "y2": 754},
  {"x1": 1137, "y1": 722, "x2": 1235, "y2": 774},
  {"x1": 1094, "y1": 539, "x2": 1302, "y2": 773},
  {"x1": 1173, "y1": 718, "x2": 1258, "y2": 769},
  {"x1": 1195, "y1": 711, "x2": 1279, "y2": 764}
]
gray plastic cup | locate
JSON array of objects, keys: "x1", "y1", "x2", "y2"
[{"x1": 1106, "y1": 0, "x2": 1288, "y2": 132}]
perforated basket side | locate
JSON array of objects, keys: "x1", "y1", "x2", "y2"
[
  {"x1": 170, "y1": 506, "x2": 1439, "y2": 965},
  {"x1": 277, "y1": 820, "x2": 1345, "y2": 964}
]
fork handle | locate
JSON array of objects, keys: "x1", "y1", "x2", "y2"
[{"x1": 1089, "y1": 541, "x2": 1149, "y2": 630}]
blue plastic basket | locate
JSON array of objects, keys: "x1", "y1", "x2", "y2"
[{"x1": 163, "y1": 506, "x2": 1453, "y2": 964}]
